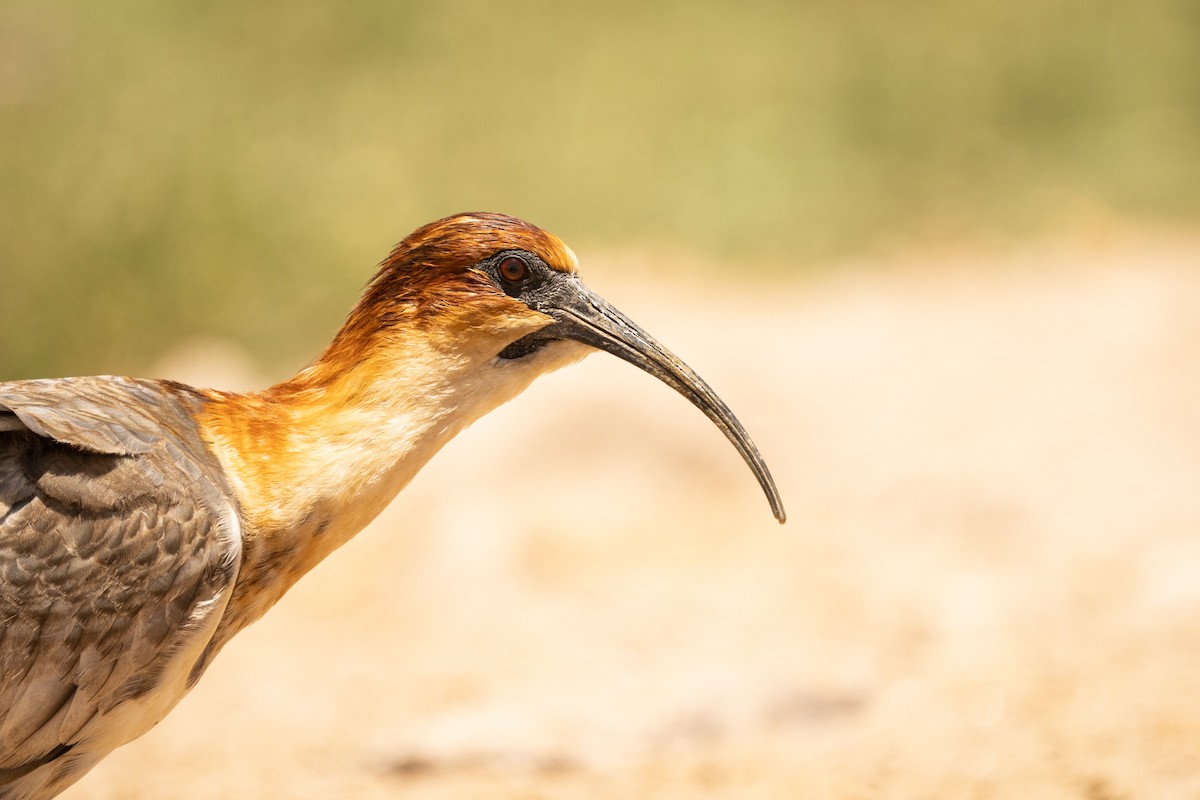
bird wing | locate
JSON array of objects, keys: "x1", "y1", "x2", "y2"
[{"x1": 0, "y1": 376, "x2": 242, "y2": 782}]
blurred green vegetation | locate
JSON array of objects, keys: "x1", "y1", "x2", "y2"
[{"x1": 1, "y1": 0, "x2": 1197, "y2": 380}]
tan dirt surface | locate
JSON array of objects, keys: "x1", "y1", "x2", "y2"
[{"x1": 62, "y1": 233, "x2": 1200, "y2": 799}]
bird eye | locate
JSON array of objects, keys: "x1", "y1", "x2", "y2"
[{"x1": 499, "y1": 256, "x2": 528, "y2": 283}]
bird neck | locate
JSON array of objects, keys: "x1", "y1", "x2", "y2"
[{"x1": 195, "y1": 329, "x2": 534, "y2": 632}]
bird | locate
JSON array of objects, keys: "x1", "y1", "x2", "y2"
[{"x1": 0, "y1": 212, "x2": 784, "y2": 799}]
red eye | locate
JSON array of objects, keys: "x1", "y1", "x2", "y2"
[{"x1": 499, "y1": 256, "x2": 528, "y2": 282}]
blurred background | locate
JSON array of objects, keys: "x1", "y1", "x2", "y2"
[
  {"x1": 1, "y1": 0, "x2": 1197, "y2": 380},
  {"x1": 4, "y1": 1, "x2": 1200, "y2": 798}
]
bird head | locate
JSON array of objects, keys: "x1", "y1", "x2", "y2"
[{"x1": 323, "y1": 212, "x2": 785, "y2": 523}]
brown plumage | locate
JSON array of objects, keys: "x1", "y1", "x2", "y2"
[{"x1": 0, "y1": 212, "x2": 783, "y2": 799}]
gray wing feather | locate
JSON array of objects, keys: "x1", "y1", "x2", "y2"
[
  {"x1": 0, "y1": 376, "x2": 241, "y2": 785},
  {"x1": 0, "y1": 377, "x2": 200, "y2": 455}
]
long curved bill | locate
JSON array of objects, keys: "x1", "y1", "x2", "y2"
[{"x1": 538, "y1": 276, "x2": 786, "y2": 524}]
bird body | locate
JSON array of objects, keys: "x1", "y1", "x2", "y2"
[
  {"x1": 0, "y1": 213, "x2": 783, "y2": 799},
  {"x1": 0, "y1": 377, "x2": 241, "y2": 798}
]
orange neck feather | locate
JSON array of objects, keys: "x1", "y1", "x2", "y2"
[{"x1": 193, "y1": 285, "x2": 570, "y2": 634}]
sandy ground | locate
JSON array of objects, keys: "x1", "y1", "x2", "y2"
[{"x1": 61, "y1": 232, "x2": 1200, "y2": 799}]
